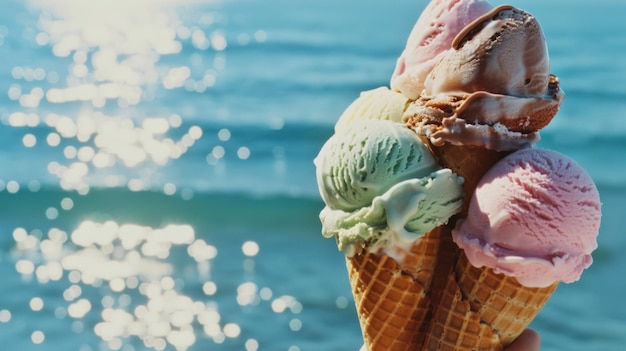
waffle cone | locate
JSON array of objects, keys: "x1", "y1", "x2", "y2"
[
  {"x1": 454, "y1": 253, "x2": 558, "y2": 345},
  {"x1": 421, "y1": 141, "x2": 558, "y2": 350},
  {"x1": 346, "y1": 226, "x2": 455, "y2": 350}
]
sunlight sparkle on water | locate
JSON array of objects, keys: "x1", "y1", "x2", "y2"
[
  {"x1": 3, "y1": 0, "x2": 306, "y2": 349},
  {"x1": 16, "y1": 0, "x2": 231, "y2": 111},
  {"x1": 31, "y1": 330, "x2": 45, "y2": 344},
  {"x1": 30, "y1": 297, "x2": 44, "y2": 311},
  {"x1": 30, "y1": 0, "x2": 191, "y2": 106},
  {"x1": 39, "y1": 112, "x2": 204, "y2": 190},
  {"x1": 241, "y1": 241, "x2": 259, "y2": 257},
  {"x1": 11, "y1": 217, "x2": 306, "y2": 349},
  {"x1": 3, "y1": 0, "x2": 235, "y2": 193},
  {"x1": 13, "y1": 220, "x2": 228, "y2": 350},
  {"x1": 0, "y1": 310, "x2": 12, "y2": 323},
  {"x1": 67, "y1": 299, "x2": 92, "y2": 318}
]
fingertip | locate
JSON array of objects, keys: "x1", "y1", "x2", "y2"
[{"x1": 504, "y1": 328, "x2": 541, "y2": 351}]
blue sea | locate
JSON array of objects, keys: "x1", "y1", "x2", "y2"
[{"x1": 0, "y1": 0, "x2": 624, "y2": 350}]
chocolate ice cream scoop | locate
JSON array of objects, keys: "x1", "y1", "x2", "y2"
[
  {"x1": 426, "y1": 5, "x2": 551, "y2": 97},
  {"x1": 405, "y1": 5, "x2": 564, "y2": 151}
]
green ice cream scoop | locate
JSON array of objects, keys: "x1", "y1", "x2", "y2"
[
  {"x1": 320, "y1": 169, "x2": 464, "y2": 256},
  {"x1": 315, "y1": 119, "x2": 440, "y2": 211}
]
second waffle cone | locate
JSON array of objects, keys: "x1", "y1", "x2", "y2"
[{"x1": 422, "y1": 141, "x2": 558, "y2": 350}]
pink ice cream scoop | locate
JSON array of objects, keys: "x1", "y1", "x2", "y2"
[
  {"x1": 390, "y1": 0, "x2": 493, "y2": 100},
  {"x1": 452, "y1": 148, "x2": 602, "y2": 288}
]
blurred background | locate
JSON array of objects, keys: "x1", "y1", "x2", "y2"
[{"x1": 0, "y1": 0, "x2": 624, "y2": 350}]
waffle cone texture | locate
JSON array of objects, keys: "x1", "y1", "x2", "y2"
[{"x1": 347, "y1": 141, "x2": 558, "y2": 351}]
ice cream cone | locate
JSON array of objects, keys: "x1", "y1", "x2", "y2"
[
  {"x1": 421, "y1": 264, "x2": 501, "y2": 351},
  {"x1": 454, "y1": 252, "x2": 559, "y2": 346},
  {"x1": 346, "y1": 225, "x2": 456, "y2": 351},
  {"x1": 415, "y1": 135, "x2": 559, "y2": 350},
  {"x1": 331, "y1": 4, "x2": 574, "y2": 351}
]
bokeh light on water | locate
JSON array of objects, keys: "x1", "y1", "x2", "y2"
[
  {"x1": 0, "y1": 0, "x2": 355, "y2": 350},
  {"x1": 11, "y1": 220, "x2": 306, "y2": 351},
  {"x1": 3, "y1": 0, "x2": 241, "y2": 193}
]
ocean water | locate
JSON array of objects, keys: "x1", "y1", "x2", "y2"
[{"x1": 0, "y1": 0, "x2": 624, "y2": 350}]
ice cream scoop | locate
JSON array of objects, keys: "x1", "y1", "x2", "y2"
[
  {"x1": 390, "y1": 0, "x2": 493, "y2": 100},
  {"x1": 315, "y1": 119, "x2": 440, "y2": 212},
  {"x1": 452, "y1": 148, "x2": 602, "y2": 288},
  {"x1": 334, "y1": 87, "x2": 409, "y2": 132},
  {"x1": 404, "y1": 5, "x2": 564, "y2": 151},
  {"x1": 320, "y1": 168, "x2": 463, "y2": 256},
  {"x1": 315, "y1": 119, "x2": 464, "y2": 256},
  {"x1": 425, "y1": 5, "x2": 550, "y2": 98}
]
